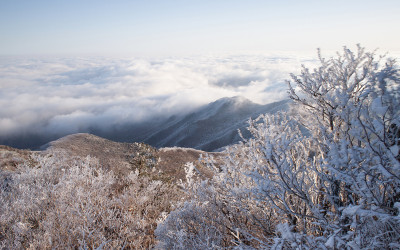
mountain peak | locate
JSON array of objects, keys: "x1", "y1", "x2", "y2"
[
  {"x1": 144, "y1": 97, "x2": 290, "y2": 151},
  {"x1": 206, "y1": 96, "x2": 259, "y2": 113},
  {"x1": 213, "y1": 96, "x2": 253, "y2": 105}
]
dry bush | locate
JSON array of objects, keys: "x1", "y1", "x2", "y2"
[{"x1": 0, "y1": 152, "x2": 180, "y2": 249}]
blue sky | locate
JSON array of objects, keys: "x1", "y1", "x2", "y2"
[{"x1": 1, "y1": 0, "x2": 400, "y2": 56}]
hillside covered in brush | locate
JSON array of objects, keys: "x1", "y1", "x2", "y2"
[{"x1": 0, "y1": 133, "x2": 220, "y2": 248}]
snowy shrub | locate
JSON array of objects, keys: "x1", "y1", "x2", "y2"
[
  {"x1": 0, "y1": 151, "x2": 179, "y2": 249},
  {"x1": 155, "y1": 154, "x2": 279, "y2": 249},
  {"x1": 156, "y1": 45, "x2": 400, "y2": 249}
]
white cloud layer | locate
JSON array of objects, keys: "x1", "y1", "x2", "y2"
[{"x1": 0, "y1": 54, "x2": 316, "y2": 139}]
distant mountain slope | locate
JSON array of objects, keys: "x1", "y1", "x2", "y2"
[
  {"x1": 42, "y1": 133, "x2": 216, "y2": 181},
  {"x1": 0, "y1": 96, "x2": 289, "y2": 151},
  {"x1": 142, "y1": 97, "x2": 290, "y2": 151}
]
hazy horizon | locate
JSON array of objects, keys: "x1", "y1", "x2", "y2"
[{"x1": 1, "y1": 1, "x2": 400, "y2": 57}]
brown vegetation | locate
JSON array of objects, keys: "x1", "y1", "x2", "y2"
[{"x1": 0, "y1": 133, "x2": 221, "y2": 249}]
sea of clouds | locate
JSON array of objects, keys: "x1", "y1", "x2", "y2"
[{"x1": 0, "y1": 54, "x2": 316, "y2": 147}]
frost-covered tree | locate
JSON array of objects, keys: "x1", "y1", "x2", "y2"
[
  {"x1": 156, "y1": 45, "x2": 400, "y2": 249},
  {"x1": 287, "y1": 45, "x2": 400, "y2": 246}
]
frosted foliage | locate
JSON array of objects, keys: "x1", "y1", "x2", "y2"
[
  {"x1": 156, "y1": 45, "x2": 400, "y2": 249},
  {"x1": 155, "y1": 160, "x2": 276, "y2": 249},
  {"x1": 0, "y1": 152, "x2": 178, "y2": 249}
]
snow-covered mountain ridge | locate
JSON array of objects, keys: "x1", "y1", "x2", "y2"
[{"x1": 142, "y1": 96, "x2": 290, "y2": 151}]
